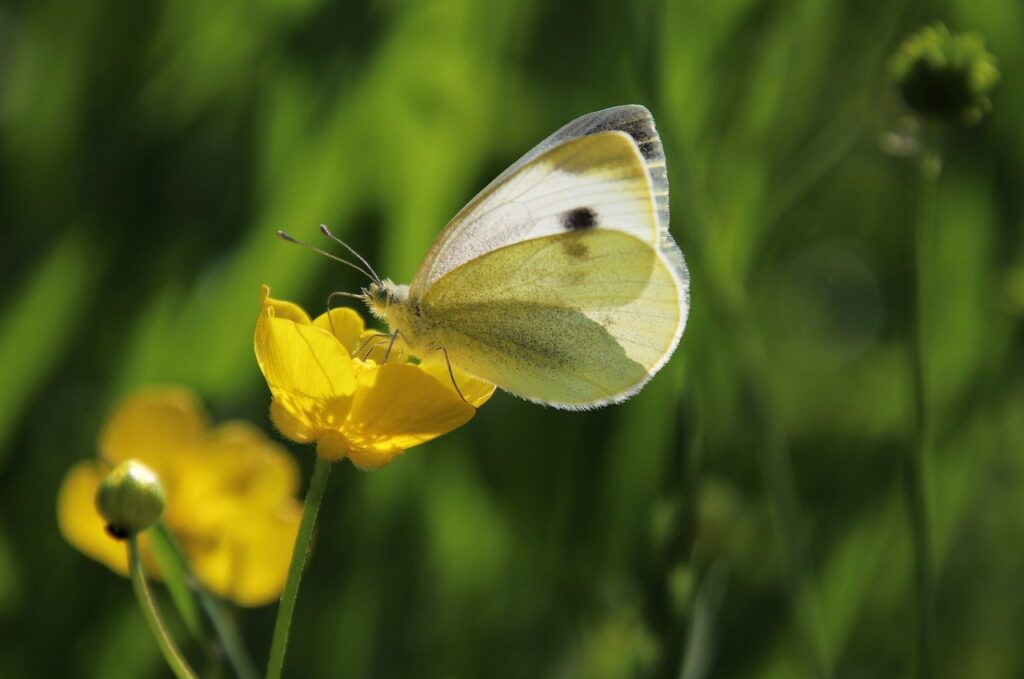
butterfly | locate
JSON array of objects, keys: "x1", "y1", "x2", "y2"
[{"x1": 292, "y1": 105, "x2": 690, "y2": 410}]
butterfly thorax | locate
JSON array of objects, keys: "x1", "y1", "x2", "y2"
[{"x1": 363, "y1": 279, "x2": 435, "y2": 356}]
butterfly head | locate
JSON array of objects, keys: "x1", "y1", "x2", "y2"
[{"x1": 364, "y1": 279, "x2": 410, "y2": 322}]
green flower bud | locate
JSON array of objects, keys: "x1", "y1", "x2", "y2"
[
  {"x1": 889, "y1": 23, "x2": 1000, "y2": 126},
  {"x1": 95, "y1": 460, "x2": 165, "y2": 538}
]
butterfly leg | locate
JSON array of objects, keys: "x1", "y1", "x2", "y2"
[
  {"x1": 383, "y1": 329, "x2": 401, "y2": 362},
  {"x1": 354, "y1": 333, "x2": 393, "y2": 361},
  {"x1": 436, "y1": 346, "x2": 468, "y2": 404}
]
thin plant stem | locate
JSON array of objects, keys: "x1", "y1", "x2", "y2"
[
  {"x1": 906, "y1": 145, "x2": 941, "y2": 679},
  {"x1": 128, "y1": 535, "x2": 199, "y2": 679},
  {"x1": 266, "y1": 457, "x2": 332, "y2": 679}
]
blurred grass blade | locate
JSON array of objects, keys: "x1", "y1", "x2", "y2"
[
  {"x1": 149, "y1": 524, "x2": 203, "y2": 640},
  {"x1": 679, "y1": 562, "x2": 728, "y2": 679},
  {"x1": 151, "y1": 524, "x2": 259, "y2": 679},
  {"x1": 0, "y1": 228, "x2": 104, "y2": 467},
  {"x1": 194, "y1": 581, "x2": 260, "y2": 679}
]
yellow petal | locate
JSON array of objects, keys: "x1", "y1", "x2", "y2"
[
  {"x1": 315, "y1": 430, "x2": 351, "y2": 461},
  {"x1": 226, "y1": 506, "x2": 301, "y2": 607},
  {"x1": 204, "y1": 421, "x2": 301, "y2": 501},
  {"x1": 57, "y1": 462, "x2": 130, "y2": 575},
  {"x1": 341, "y1": 363, "x2": 478, "y2": 469},
  {"x1": 254, "y1": 307, "x2": 358, "y2": 439},
  {"x1": 345, "y1": 444, "x2": 400, "y2": 470},
  {"x1": 260, "y1": 285, "x2": 311, "y2": 325},
  {"x1": 99, "y1": 387, "x2": 207, "y2": 478},
  {"x1": 312, "y1": 307, "x2": 367, "y2": 356},
  {"x1": 270, "y1": 400, "x2": 315, "y2": 443},
  {"x1": 189, "y1": 503, "x2": 301, "y2": 607},
  {"x1": 255, "y1": 309, "x2": 356, "y2": 399}
]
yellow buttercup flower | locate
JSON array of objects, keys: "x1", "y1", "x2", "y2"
[
  {"x1": 57, "y1": 387, "x2": 302, "y2": 607},
  {"x1": 254, "y1": 286, "x2": 494, "y2": 469}
]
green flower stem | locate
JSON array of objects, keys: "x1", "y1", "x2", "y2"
[
  {"x1": 266, "y1": 457, "x2": 332, "y2": 679},
  {"x1": 128, "y1": 535, "x2": 199, "y2": 679},
  {"x1": 906, "y1": 146, "x2": 941, "y2": 679}
]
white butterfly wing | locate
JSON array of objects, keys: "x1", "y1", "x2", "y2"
[
  {"x1": 409, "y1": 105, "x2": 684, "y2": 298},
  {"x1": 481, "y1": 104, "x2": 671, "y2": 231},
  {"x1": 418, "y1": 228, "x2": 684, "y2": 408}
]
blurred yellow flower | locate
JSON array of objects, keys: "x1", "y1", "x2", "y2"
[
  {"x1": 254, "y1": 286, "x2": 493, "y2": 469},
  {"x1": 57, "y1": 387, "x2": 302, "y2": 607}
]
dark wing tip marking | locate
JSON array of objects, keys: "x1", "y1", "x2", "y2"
[
  {"x1": 603, "y1": 115, "x2": 663, "y2": 161},
  {"x1": 562, "y1": 207, "x2": 597, "y2": 231}
]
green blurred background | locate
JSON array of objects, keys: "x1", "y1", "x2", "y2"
[{"x1": 1, "y1": 0, "x2": 1022, "y2": 677}]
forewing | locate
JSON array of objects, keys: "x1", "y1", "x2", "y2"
[
  {"x1": 420, "y1": 230, "x2": 686, "y2": 409},
  {"x1": 410, "y1": 105, "x2": 676, "y2": 298},
  {"x1": 486, "y1": 105, "x2": 670, "y2": 233}
]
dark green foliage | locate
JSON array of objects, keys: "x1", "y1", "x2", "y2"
[{"x1": 0, "y1": 1, "x2": 1022, "y2": 678}]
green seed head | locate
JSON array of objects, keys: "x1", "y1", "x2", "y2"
[
  {"x1": 95, "y1": 460, "x2": 166, "y2": 538},
  {"x1": 889, "y1": 23, "x2": 1000, "y2": 126}
]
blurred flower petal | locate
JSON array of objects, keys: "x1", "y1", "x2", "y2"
[
  {"x1": 57, "y1": 387, "x2": 302, "y2": 607},
  {"x1": 57, "y1": 461, "x2": 130, "y2": 575},
  {"x1": 99, "y1": 387, "x2": 206, "y2": 477}
]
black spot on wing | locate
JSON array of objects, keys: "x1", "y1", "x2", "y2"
[{"x1": 562, "y1": 207, "x2": 597, "y2": 231}]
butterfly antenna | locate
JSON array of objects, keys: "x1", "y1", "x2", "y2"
[
  {"x1": 327, "y1": 291, "x2": 365, "y2": 303},
  {"x1": 324, "y1": 290, "x2": 367, "y2": 336},
  {"x1": 319, "y1": 225, "x2": 383, "y2": 287},
  {"x1": 277, "y1": 230, "x2": 376, "y2": 282}
]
